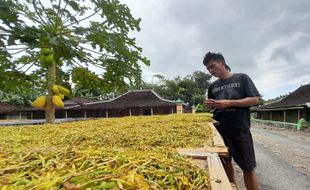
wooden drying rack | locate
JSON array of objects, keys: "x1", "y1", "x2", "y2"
[{"x1": 177, "y1": 122, "x2": 237, "y2": 190}]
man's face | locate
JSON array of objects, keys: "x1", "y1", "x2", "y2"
[{"x1": 206, "y1": 61, "x2": 225, "y2": 78}]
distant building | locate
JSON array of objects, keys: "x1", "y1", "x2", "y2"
[
  {"x1": 0, "y1": 102, "x2": 16, "y2": 119},
  {"x1": 0, "y1": 90, "x2": 184, "y2": 119},
  {"x1": 69, "y1": 90, "x2": 178, "y2": 118},
  {"x1": 254, "y1": 84, "x2": 310, "y2": 124}
]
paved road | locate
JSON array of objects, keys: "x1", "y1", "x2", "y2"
[
  {"x1": 255, "y1": 142, "x2": 310, "y2": 190},
  {"x1": 252, "y1": 127, "x2": 310, "y2": 152},
  {"x1": 235, "y1": 126, "x2": 310, "y2": 190}
]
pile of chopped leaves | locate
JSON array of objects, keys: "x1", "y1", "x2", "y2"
[{"x1": 0, "y1": 113, "x2": 214, "y2": 189}]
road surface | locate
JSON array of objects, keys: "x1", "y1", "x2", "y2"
[{"x1": 234, "y1": 124, "x2": 310, "y2": 190}]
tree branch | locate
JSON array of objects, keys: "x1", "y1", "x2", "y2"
[
  {"x1": 5, "y1": 47, "x2": 28, "y2": 50},
  {"x1": 60, "y1": 1, "x2": 68, "y2": 19},
  {"x1": 62, "y1": 11, "x2": 80, "y2": 26},
  {"x1": 15, "y1": 12, "x2": 44, "y2": 26},
  {"x1": 24, "y1": 62, "x2": 36, "y2": 73},
  {"x1": 38, "y1": 0, "x2": 54, "y2": 25},
  {"x1": 9, "y1": 48, "x2": 29, "y2": 55},
  {"x1": 32, "y1": 0, "x2": 48, "y2": 26},
  {"x1": 80, "y1": 46, "x2": 105, "y2": 56},
  {"x1": 56, "y1": 0, "x2": 62, "y2": 19},
  {"x1": 64, "y1": 9, "x2": 100, "y2": 28},
  {"x1": 5, "y1": 44, "x2": 29, "y2": 47}
]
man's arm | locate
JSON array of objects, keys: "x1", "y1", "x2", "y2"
[{"x1": 212, "y1": 97, "x2": 260, "y2": 109}]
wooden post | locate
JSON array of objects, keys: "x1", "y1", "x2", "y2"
[
  {"x1": 19, "y1": 112, "x2": 22, "y2": 120},
  {"x1": 151, "y1": 108, "x2": 153, "y2": 115},
  {"x1": 129, "y1": 108, "x2": 132, "y2": 116},
  {"x1": 298, "y1": 109, "x2": 300, "y2": 120},
  {"x1": 283, "y1": 110, "x2": 286, "y2": 122},
  {"x1": 106, "y1": 110, "x2": 108, "y2": 118},
  {"x1": 270, "y1": 111, "x2": 273, "y2": 120},
  {"x1": 84, "y1": 111, "x2": 87, "y2": 118},
  {"x1": 31, "y1": 112, "x2": 33, "y2": 120},
  {"x1": 65, "y1": 110, "x2": 68, "y2": 119},
  {"x1": 171, "y1": 107, "x2": 174, "y2": 114}
]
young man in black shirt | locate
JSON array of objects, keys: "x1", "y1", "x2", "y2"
[{"x1": 203, "y1": 52, "x2": 260, "y2": 190}]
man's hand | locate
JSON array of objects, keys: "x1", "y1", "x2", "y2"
[
  {"x1": 209, "y1": 97, "x2": 260, "y2": 109},
  {"x1": 213, "y1": 100, "x2": 232, "y2": 109},
  {"x1": 204, "y1": 99, "x2": 231, "y2": 109},
  {"x1": 204, "y1": 99, "x2": 215, "y2": 108}
]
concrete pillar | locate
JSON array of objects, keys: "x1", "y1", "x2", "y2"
[
  {"x1": 129, "y1": 108, "x2": 132, "y2": 116},
  {"x1": 65, "y1": 110, "x2": 68, "y2": 119},
  {"x1": 176, "y1": 105, "x2": 183, "y2": 114},
  {"x1": 283, "y1": 110, "x2": 286, "y2": 122},
  {"x1": 84, "y1": 111, "x2": 87, "y2": 118},
  {"x1": 19, "y1": 112, "x2": 22, "y2": 120},
  {"x1": 298, "y1": 109, "x2": 300, "y2": 120},
  {"x1": 31, "y1": 112, "x2": 33, "y2": 120},
  {"x1": 171, "y1": 107, "x2": 174, "y2": 114},
  {"x1": 151, "y1": 108, "x2": 153, "y2": 115},
  {"x1": 192, "y1": 106, "x2": 196, "y2": 114},
  {"x1": 175, "y1": 99, "x2": 184, "y2": 114},
  {"x1": 106, "y1": 110, "x2": 108, "y2": 118}
]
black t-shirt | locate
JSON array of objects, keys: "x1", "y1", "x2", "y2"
[{"x1": 208, "y1": 73, "x2": 260, "y2": 133}]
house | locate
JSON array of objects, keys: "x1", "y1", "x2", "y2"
[
  {"x1": 0, "y1": 102, "x2": 16, "y2": 119},
  {"x1": 0, "y1": 90, "x2": 182, "y2": 119},
  {"x1": 255, "y1": 84, "x2": 310, "y2": 123},
  {"x1": 69, "y1": 90, "x2": 178, "y2": 118},
  {"x1": 0, "y1": 97, "x2": 98, "y2": 120}
]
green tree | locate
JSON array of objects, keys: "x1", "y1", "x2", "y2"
[
  {"x1": 142, "y1": 71, "x2": 212, "y2": 106},
  {"x1": 191, "y1": 71, "x2": 212, "y2": 95},
  {"x1": 0, "y1": 88, "x2": 38, "y2": 106},
  {"x1": 0, "y1": 0, "x2": 149, "y2": 123}
]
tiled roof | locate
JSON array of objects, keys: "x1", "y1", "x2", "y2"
[
  {"x1": 1, "y1": 97, "x2": 100, "y2": 112},
  {"x1": 0, "y1": 102, "x2": 16, "y2": 113},
  {"x1": 260, "y1": 84, "x2": 310, "y2": 109},
  {"x1": 71, "y1": 90, "x2": 176, "y2": 110},
  {"x1": 64, "y1": 97, "x2": 99, "y2": 106},
  {"x1": 1, "y1": 91, "x2": 176, "y2": 113}
]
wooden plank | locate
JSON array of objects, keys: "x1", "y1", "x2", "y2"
[
  {"x1": 191, "y1": 158, "x2": 207, "y2": 169},
  {"x1": 209, "y1": 123, "x2": 226, "y2": 147},
  {"x1": 177, "y1": 146, "x2": 228, "y2": 158},
  {"x1": 206, "y1": 153, "x2": 232, "y2": 190},
  {"x1": 177, "y1": 122, "x2": 232, "y2": 190}
]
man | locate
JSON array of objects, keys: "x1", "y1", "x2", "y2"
[{"x1": 203, "y1": 52, "x2": 260, "y2": 190}]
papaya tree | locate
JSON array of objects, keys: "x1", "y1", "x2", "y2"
[{"x1": 0, "y1": 0, "x2": 150, "y2": 123}]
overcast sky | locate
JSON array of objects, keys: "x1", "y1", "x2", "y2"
[{"x1": 121, "y1": 0, "x2": 310, "y2": 99}]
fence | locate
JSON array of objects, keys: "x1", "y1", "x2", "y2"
[{"x1": 251, "y1": 118, "x2": 297, "y2": 129}]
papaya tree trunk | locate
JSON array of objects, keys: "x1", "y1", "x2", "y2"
[{"x1": 45, "y1": 61, "x2": 56, "y2": 124}]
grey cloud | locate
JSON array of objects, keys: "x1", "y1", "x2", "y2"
[{"x1": 123, "y1": 0, "x2": 310, "y2": 98}]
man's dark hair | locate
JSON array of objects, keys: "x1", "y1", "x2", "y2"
[{"x1": 203, "y1": 52, "x2": 231, "y2": 71}]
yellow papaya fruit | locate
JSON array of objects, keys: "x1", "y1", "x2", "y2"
[
  {"x1": 52, "y1": 95, "x2": 64, "y2": 107},
  {"x1": 58, "y1": 85, "x2": 70, "y2": 96},
  {"x1": 31, "y1": 96, "x2": 46, "y2": 109},
  {"x1": 58, "y1": 93, "x2": 65, "y2": 100},
  {"x1": 52, "y1": 85, "x2": 59, "y2": 95}
]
